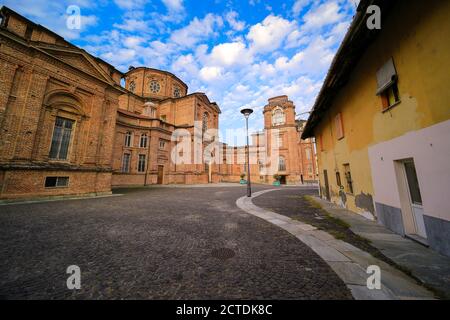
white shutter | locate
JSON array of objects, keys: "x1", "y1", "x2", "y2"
[{"x1": 376, "y1": 58, "x2": 397, "y2": 95}]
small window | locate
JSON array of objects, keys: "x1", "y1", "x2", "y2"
[
  {"x1": 137, "y1": 154, "x2": 146, "y2": 173},
  {"x1": 381, "y1": 83, "x2": 400, "y2": 110},
  {"x1": 129, "y1": 81, "x2": 136, "y2": 93},
  {"x1": 45, "y1": 176, "x2": 69, "y2": 188},
  {"x1": 159, "y1": 139, "x2": 166, "y2": 150},
  {"x1": 49, "y1": 117, "x2": 75, "y2": 160},
  {"x1": 278, "y1": 156, "x2": 286, "y2": 171},
  {"x1": 122, "y1": 153, "x2": 131, "y2": 173},
  {"x1": 376, "y1": 58, "x2": 400, "y2": 110},
  {"x1": 336, "y1": 171, "x2": 342, "y2": 187},
  {"x1": 343, "y1": 164, "x2": 353, "y2": 194},
  {"x1": 335, "y1": 113, "x2": 344, "y2": 140},
  {"x1": 124, "y1": 131, "x2": 132, "y2": 147},
  {"x1": 140, "y1": 134, "x2": 148, "y2": 148},
  {"x1": 174, "y1": 87, "x2": 181, "y2": 98}
]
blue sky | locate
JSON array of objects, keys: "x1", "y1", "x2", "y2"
[{"x1": 0, "y1": 0, "x2": 359, "y2": 140}]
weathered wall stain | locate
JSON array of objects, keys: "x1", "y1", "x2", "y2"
[{"x1": 355, "y1": 192, "x2": 375, "y2": 214}]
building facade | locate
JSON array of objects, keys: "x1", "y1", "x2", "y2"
[
  {"x1": 0, "y1": 7, "x2": 124, "y2": 199},
  {"x1": 302, "y1": 0, "x2": 450, "y2": 256},
  {"x1": 0, "y1": 6, "x2": 317, "y2": 200}
]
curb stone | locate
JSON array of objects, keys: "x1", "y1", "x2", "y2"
[{"x1": 236, "y1": 189, "x2": 435, "y2": 300}]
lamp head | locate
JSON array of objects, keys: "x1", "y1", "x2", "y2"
[{"x1": 240, "y1": 108, "x2": 254, "y2": 118}]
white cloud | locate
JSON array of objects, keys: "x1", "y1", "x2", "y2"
[
  {"x1": 292, "y1": 0, "x2": 309, "y2": 16},
  {"x1": 114, "y1": 0, "x2": 148, "y2": 10},
  {"x1": 161, "y1": 0, "x2": 184, "y2": 12},
  {"x1": 209, "y1": 42, "x2": 252, "y2": 67},
  {"x1": 246, "y1": 15, "x2": 296, "y2": 53},
  {"x1": 199, "y1": 66, "x2": 223, "y2": 82},
  {"x1": 302, "y1": 1, "x2": 344, "y2": 30},
  {"x1": 225, "y1": 11, "x2": 246, "y2": 31},
  {"x1": 170, "y1": 14, "x2": 223, "y2": 48}
]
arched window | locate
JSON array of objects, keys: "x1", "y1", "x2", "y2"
[
  {"x1": 45, "y1": 91, "x2": 84, "y2": 161},
  {"x1": 140, "y1": 134, "x2": 148, "y2": 148},
  {"x1": 124, "y1": 131, "x2": 132, "y2": 147},
  {"x1": 272, "y1": 107, "x2": 285, "y2": 126},
  {"x1": 202, "y1": 112, "x2": 209, "y2": 132},
  {"x1": 278, "y1": 156, "x2": 286, "y2": 171}
]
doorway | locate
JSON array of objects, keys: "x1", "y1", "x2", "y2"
[
  {"x1": 403, "y1": 159, "x2": 427, "y2": 239},
  {"x1": 157, "y1": 165, "x2": 164, "y2": 184},
  {"x1": 323, "y1": 170, "x2": 330, "y2": 201},
  {"x1": 279, "y1": 175, "x2": 287, "y2": 185}
]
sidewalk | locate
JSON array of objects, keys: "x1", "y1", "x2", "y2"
[
  {"x1": 312, "y1": 196, "x2": 450, "y2": 299},
  {"x1": 236, "y1": 189, "x2": 438, "y2": 300}
]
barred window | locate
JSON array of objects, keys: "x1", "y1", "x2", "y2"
[
  {"x1": 122, "y1": 153, "x2": 131, "y2": 173},
  {"x1": 124, "y1": 131, "x2": 132, "y2": 147},
  {"x1": 138, "y1": 154, "x2": 146, "y2": 173},
  {"x1": 45, "y1": 176, "x2": 69, "y2": 188},
  {"x1": 159, "y1": 139, "x2": 166, "y2": 150},
  {"x1": 140, "y1": 134, "x2": 148, "y2": 148},
  {"x1": 49, "y1": 117, "x2": 74, "y2": 160}
]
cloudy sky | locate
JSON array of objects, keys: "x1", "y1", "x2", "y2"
[{"x1": 0, "y1": 0, "x2": 359, "y2": 142}]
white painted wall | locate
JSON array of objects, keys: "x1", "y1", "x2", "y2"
[{"x1": 368, "y1": 119, "x2": 450, "y2": 222}]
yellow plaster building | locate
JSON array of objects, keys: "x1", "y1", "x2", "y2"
[{"x1": 302, "y1": 0, "x2": 450, "y2": 257}]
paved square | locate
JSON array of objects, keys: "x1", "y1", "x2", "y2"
[{"x1": 0, "y1": 185, "x2": 352, "y2": 299}]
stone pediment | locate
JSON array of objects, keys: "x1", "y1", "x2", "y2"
[{"x1": 35, "y1": 45, "x2": 114, "y2": 84}]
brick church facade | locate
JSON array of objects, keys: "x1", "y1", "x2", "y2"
[{"x1": 0, "y1": 7, "x2": 317, "y2": 200}]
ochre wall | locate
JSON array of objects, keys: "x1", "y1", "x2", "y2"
[{"x1": 314, "y1": 0, "x2": 450, "y2": 218}]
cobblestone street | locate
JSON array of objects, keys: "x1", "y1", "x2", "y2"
[{"x1": 0, "y1": 185, "x2": 352, "y2": 300}]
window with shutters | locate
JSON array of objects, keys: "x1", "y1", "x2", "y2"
[
  {"x1": 49, "y1": 117, "x2": 74, "y2": 160},
  {"x1": 376, "y1": 58, "x2": 401, "y2": 110},
  {"x1": 335, "y1": 112, "x2": 344, "y2": 140}
]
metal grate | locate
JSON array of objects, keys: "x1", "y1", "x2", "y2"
[{"x1": 211, "y1": 248, "x2": 235, "y2": 260}]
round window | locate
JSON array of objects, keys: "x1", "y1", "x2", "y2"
[{"x1": 149, "y1": 80, "x2": 161, "y2": 93}]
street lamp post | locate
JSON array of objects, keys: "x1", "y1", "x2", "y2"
[{"x1": 241, "y1": 108, "x2": 253, "y2": 197}]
